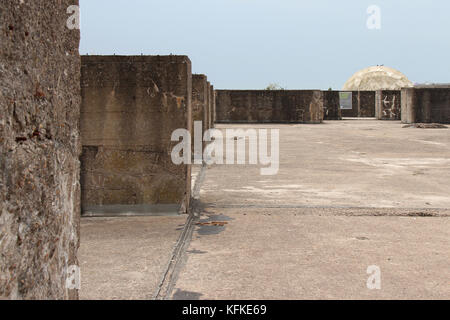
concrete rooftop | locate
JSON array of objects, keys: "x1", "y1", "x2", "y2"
[{"x1": 80, "y1": 120, "x2": 450, "y2": 300}]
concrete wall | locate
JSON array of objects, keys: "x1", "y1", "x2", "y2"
[
  {"x1": 401, "y1": 87, "x2": 450, "y2": 124},
  {"x1": 192, "y1": 74, "x2": 208, "y2": 158},
  {"x1": 341, "y1": 91, "x2": 376, "y2": 118},
  {"x1": 215, "y1": 90, "x2": 324, "y2": 123},
  {"x1": 323, "y1": 91, "x2": 342, "y2": 120},
  {"x1": 80, "y1": 55, "x2": 192, "y2": 215},
  {"x1": 210, "y1": 85, "x2": 216, "y2": 127},
  {"x1": 401, "y1": 88, "x2": 416, "y2": 124},
  {"x1": 192, "y1": 75, "x2": 208, "y2": 127},
  {"x1": 206, "y1": 82, "x2": 212, "y2": 130},
  {"x1": 0, "y1": 1, "x2": 81, "y2": 299},
  {"x1": 375, "y1": 90, "x2": 401, "y2": 120}
]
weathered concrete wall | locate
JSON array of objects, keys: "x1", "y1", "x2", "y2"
[
  {"x1": 192, "y1": 74, "x2": 208, "y2": 158},
  {"x1": 375, "y1": 90, "x2": 401, "y2": 120},
  {"x1": 192, "y1": 75, "x2": 208, "y2": 128},
  {"x1": 401, "y1": 88, "x2": 417, "y2": 124},
  {"x1": 215, "y1": 90, "x2": 324, "y2": 123},
  {"x1": 80, "y1": 55, "x2": 192, "y2": 215},
  {"x1": 341, "y1": 91, "x2": 376, "y2": 118},
  {"x1": 323, "y1": 91, "x2": 342, "y2": 120},
  {"x1": 358, "y1": 91, "x2": 376, "y2": 117},
  {"x1": 210, "y1": 85, "x2": 216, "y2": 128},
  {"x1": 206, "y1": 82, "x2": 212, "y2": 130},
  {"x1": 401, "y1": 87, "x2": 450, "y2": 124},
  {"x1": 0, "y1": 1, "x2": 81, "y2": 299}
]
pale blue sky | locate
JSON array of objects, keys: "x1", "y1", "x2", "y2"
[{"x1": 79, "y1": 0, "x2": 450, "y2": 89}]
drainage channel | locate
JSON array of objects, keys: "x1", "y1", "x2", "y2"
[{"x1": 153, "y1": 164, "x2": 207, "y2": 300}]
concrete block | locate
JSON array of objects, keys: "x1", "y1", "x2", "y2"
[
  {"x1": 80, "y1": 55, "x2": 192, "y2": 214},
  {"x1": 206, "y1": 82, "x2": 212, "y2": 130},
  {"x1": 210, "y1": 85, "x2": 216, "y2": 128},
  {"x1": 401, "y1": 87, "x2": 450, "y2": 124}
]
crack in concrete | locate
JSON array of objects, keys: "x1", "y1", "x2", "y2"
[{"x1": 204, "y1": 204, "x2": 450, "y2": 217}]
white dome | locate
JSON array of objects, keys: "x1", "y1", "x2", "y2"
[{"x1": 342, "y1": 66, "x2": 413, "y2": 91}]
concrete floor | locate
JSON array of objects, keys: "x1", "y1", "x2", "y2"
[
  {"x1": 201, "y1": 120, "x2": 450, "y2": 209},
  {"x1": 79, "y1": 216, "x2": 187, "y2": 300},
  {"x1": 80, "y1": 120, "x2": 450, "y2": 300},
  {"x1": 172, "y1": 208, "x2": 449, "y2": 300}
]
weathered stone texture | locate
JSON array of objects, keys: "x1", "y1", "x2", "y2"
[
  {"x1": 206, "y1": 81, "x2": 212, "y2": 130},
  {"x1": 80, "y1": 56, "x2": 192, "y2": 214},
  {"x1": 215, "y1": 90, "x2": 324, "y2": 123},
  {"x1": 401, "y1": 87, "x2": 450, "y2": 124},
  {"x1": 375, "y1": 90, "x2": 401, "y2": 120},
  {"x1": 192, "y1": 74, "x2": 208, "y2": 130},
  {"x1": 0, "y1": 1, "x2": 81, "y2": 299},
  {"x1": 192, "y1": 74, "x2": 208, "y2": 157},
  {"x1": 341, "y1": 91, "x2": 375, "y2": 118},
  {"x1": 210, "y1": 85, "x2": 215, "y2": 128},
  {"x1": 322, "y1": 91, "x2": 342, "y2": 120}
]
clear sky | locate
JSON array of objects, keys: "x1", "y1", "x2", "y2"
[{"x1": 79, "y1": 0, "x2": 450, "y2": 90}]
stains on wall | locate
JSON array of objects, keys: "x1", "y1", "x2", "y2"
[
  {"x1": 0, "y1": 0, "x2": 81, "y2": 299},
  {"x1": 323, "y1": 91, "x2": 342, "y2": 120},
  {"x1": 376, "y1": 90, "x2": 401, "y2": 120},
  {"x1": 215, "y1": 90, "x2": 324, "y2": 123},
  {"x1": 80, "y1": 56, "x2": 192, "y2": 214}
]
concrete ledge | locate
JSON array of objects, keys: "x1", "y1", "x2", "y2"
[{"x1": 82, "y1": 204, "x2": 182, "y2": 217}]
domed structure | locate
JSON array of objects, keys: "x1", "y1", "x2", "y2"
[{"x1": 342, "y1": 66, "x2": 413, "y2": 91}]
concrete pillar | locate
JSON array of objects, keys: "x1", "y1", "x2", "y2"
[
  {"x1": 401, "y1": 88, "x2": 416, "y2": 124},
  {"x1": 375, "y1": 91, "x2": 381, "y2": 119},
  {"x1": 210, "y1": 85, "x2": 216, "y2": 128},
  {"x1": 206, "y1": 81, "x2": 212, "y2": 131},
  {"x1": 0, "y1": 0, "x2": 81, "y2": 299},
  {"x1": 192, "y1": 74, "x2": 208, "y2": 160},
  {"x1": 80, "y1": 55, "x2": 192, "y2": 215}
]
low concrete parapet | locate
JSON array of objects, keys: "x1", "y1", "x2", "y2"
[
  {"x1": 215, "y1": 90, "x2": 324, "y2": 123},
  {"x1": 401, "y1": 86, "x2": 450, "y2": 124}
]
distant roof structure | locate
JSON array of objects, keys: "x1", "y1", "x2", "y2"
[{"x1": 342, "y1": 66, "x2": 413, "y2": 91}]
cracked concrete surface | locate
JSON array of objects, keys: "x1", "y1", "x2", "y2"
[
  {"x1": 172, "y1": 120, "x2": 450, "y2": 300},
  {"x1": 80, "y1": 120, "x2": 450, "y2": 300},
  {"x1": 79, "y1": 216, "x2": 187, "y2": 300},
  {"x1": 172, "y1": 208, "x2": 449, "y2": 300},
  {"x1": 199, "y1": 120, "x2": 450, "y2": 209}
]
